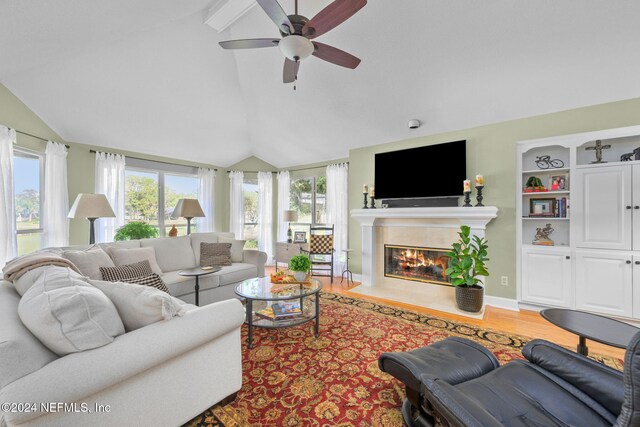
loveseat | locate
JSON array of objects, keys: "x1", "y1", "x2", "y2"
[{"x1": 55, "y1": 231, "x2": 268, "y2": 306}]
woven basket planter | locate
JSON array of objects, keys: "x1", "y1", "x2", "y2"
[{"x1": 455, "y1": 285, "x2": 484, "y2": 313}]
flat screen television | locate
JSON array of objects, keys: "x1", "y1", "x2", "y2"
[{"x1": 374, "y1": 140, "x2": 466, "y2": 200}]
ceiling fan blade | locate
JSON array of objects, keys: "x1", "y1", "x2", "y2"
[
  {"x1": 283, "y1": 58, "x2": 300, "y2": 83},
  {"x1": 312, "y1": 42, "x2": 361, "y2": 69},
  {"x1": 219, "y1": 38, "x2": 280, "y2": 49},
  {"x1": 303, "y1": 0, "x2": 367, "y2": 39},
  {"x1": 256, "y1": 0, "x2": 294, "y2": 34}
]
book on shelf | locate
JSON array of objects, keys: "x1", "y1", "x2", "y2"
[{"x1": 532, "y1": 240, "x2": 555, "y2": 246}]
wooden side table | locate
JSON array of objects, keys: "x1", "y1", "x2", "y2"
[{"x1": 275, "y1": 242, "x2": 308, "y2": 269}]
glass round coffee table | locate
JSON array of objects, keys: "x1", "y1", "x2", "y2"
[{"x1": 235, "y1": 276, "x2": 323, "y2": 349}]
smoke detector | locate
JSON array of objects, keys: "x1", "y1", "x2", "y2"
[{"x1": 408, "y1": 119, "x2": 421, "y2": 129}]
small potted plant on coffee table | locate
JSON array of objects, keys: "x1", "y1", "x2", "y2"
[
  {"x1": 446, "y1": 225, "x2": 490, "y2": 313},
  {"x1": 289, "y1": 254, "x2": 311, "y2": 282}
]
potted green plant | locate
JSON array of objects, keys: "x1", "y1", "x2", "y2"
[
  {"x1": 114, "y1": 222, "x2": 159, "y2": 241},
  {"x1": 446, "y1": 225, "x2": 490, "y2": 313},
  {"x1": 289, "y1": 254, "x2": 311, "y2": 282}
]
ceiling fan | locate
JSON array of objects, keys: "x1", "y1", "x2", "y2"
[{"x1": 219, "y1": 0, "x2": 366, "y2": 87}]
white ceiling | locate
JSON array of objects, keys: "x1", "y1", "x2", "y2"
[{"x1": 1, "y1": 1, "x2": 640, "y2": 167}]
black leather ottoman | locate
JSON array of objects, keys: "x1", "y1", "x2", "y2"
[{"x1": 378, "y1": 337, "x2": 500, "y2": 427}]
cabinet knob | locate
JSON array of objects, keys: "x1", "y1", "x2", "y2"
[
  {"x1": 635, "y1": 206, "x2": 640, "y2": 210},
  {"x1": 627, "y1": 260, "x2": 632, "y2": 264},
  {"x1": 636, "y1": 261, "x2": 640, "y2": 265},
  {"x1": 565, "y1": 256, "x2": 570, "y2": 260},
  {"x1": 627, "y1": 206, "x2": 633, "y2": 210}
]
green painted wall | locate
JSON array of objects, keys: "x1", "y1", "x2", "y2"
[
  {"x1": 349, "y1": 97, "x2": 640, "y2": 299},
  {"x1": 0, "y1": 83, "x2": 225, "y2": 245}
]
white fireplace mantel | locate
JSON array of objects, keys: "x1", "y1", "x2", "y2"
[{"x1": 351, "y1": 206, "x2": 498, "y2": 287}]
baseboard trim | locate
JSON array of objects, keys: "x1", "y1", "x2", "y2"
[{"x1": 484, "y1": 295, "x2": 520, "y2": 311}]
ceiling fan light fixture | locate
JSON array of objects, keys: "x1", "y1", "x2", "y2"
[{"x1": 279, "y1": 35, "x2": 314, "y2": 61}]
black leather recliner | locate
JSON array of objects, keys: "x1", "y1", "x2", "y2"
[{"x1": 378, "y1": 331, "x2": 640, "y2": 427}]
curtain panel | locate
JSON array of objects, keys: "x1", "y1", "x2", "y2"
[
  {"x1": 198, "y1": 168, "x2": 216, "y2": 232},
  {"x1": 0, "y1": 126, "x2": 17, "y2": 265},
  {"x1": 276, "y1": 171, "x2": 291, "y2": 242},
  {"x1": 326, "y1": 163, "x2": 349, "y2": 274},
  {"x1": 258, "y1": 172, "x2": 274, "y2": 265},
  {"x1": 42, "y1": 141, "x2": 69, "y2": 247},
  {"x1": 94, "y1": 152, "x2": 125, "y2": 243},
  {"x1": 229, "y1": 171, "x2": 244, "y2": 239}
]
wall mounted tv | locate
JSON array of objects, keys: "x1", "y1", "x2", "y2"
[{"x1": 374, "y1": 140, "x2": 466, "y2": 200}]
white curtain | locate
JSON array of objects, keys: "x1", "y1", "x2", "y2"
[
  {"x1": 229, "y1": 171, "x2": 244, "y2": 239},
  {"x1": 258, "y1": 172, "x2": 273, "y2": 265},
  {"x1": 326, "y1": 163, "x2": 349, "y2": 275},
  {"x1": 0, "y1": 126, "x2": 17, "y2": 265},
  {"x1": 94, "y1": 152, "x2": 125, "y2": 243},
  {"x1": 276, "y1": 171, "x2": 291, "y2": 242},
  {"x1": 198, "y1": 168, "x2": 216, "y2": 233},
  {"x1": 42, "y1": 141, "x2": 69, "y2": 247}
]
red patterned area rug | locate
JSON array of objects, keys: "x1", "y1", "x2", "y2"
[{"x1": 185, "y1": 292, "x2": 623, "y2": 427}]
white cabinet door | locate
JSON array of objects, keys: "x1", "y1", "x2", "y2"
[
  {"x1": 521, "y1": 247, "x2": 572, "y2": 307},
  {"x1": 575, "y1": 250, "x2": 633, "y2": 317},
  {"x1": 574, "y1": 165, "x2": 632, "y2": 250},
  {"x1": 633, "y1": 165, "x2": 640, "y2": 250}
]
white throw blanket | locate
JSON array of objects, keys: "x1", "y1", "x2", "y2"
[{"x1": 2, "y1": 252, "x2": 81, "y2": 281}]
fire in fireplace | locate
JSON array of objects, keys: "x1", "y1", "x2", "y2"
[{"x1": 384, "y1": 245, "x2": 451, "y2": 285}]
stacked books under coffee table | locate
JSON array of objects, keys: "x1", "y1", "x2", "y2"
[{"x1": 235, "y1": 276, "x2": 323, "y2": 349}]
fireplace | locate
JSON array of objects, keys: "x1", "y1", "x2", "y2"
[{"x1": 384, "y1": 245, "x2": 451, "y2": 286}]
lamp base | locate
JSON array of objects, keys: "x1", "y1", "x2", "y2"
[
  {"x1": 88, "y1": 218, "x2": 97, "y2": 245},
  {"x1": 287, "y1": 224, "x2": 292, "y2": 244},
  {"x1": 186, "y1": 218, "x2": 193, "y2": 235}
]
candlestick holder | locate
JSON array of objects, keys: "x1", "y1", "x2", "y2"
[
  {"x1": 369, "y1": 197, "x2": 376, "y2": 209},
  {"x1": 463, "y1": 191, "x2": 472, "y2": 207},
  {"x1": 362, "y1": 193, "x2": 369, "y2": 209},
  {"x1": 475, "y1": 185, "x2": 484, "y2": 207}
]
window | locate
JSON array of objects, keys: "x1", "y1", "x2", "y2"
[
  {"x1": 14, "y1": 149, "x2": 44, "y2": 256},
  {"x1": 125, "y1": 161, "x2": 200, "y2": 237},
  {"x1": 290, "y1": 175, "x2": 326, "y2": 239},
  {"x1": 243, "y1": 176, "x2": 259, "y2": 248}
]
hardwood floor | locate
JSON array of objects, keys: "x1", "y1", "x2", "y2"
[{"x1": 268, "y1": 267, "x2": 625, "y2": 360}]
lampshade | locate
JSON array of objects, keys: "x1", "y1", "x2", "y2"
[
  {"x1": 283, "y1": 210, "x2": 298, "y2": 222},
  {"x1": 279, "y1": 35, "x2": 314, "y2": 61},
  {"x1": 172, "y1": 199, "x2": 205, "y2": 218},
  {"x1": 68, "y1": 194, "x2": 115, "y2": 219}
]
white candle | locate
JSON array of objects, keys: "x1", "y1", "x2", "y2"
[
  {"x1": 475, "y1": 174, "x2": 485, "y2": 186},
  {"x1": 363, "y1": 185, "x2": 368, "y2": 194},
  {"x1": 463, "y1": 180, "x2": 471, "y2": 192},
  {"x1": 369, "y1": 187, "x2": 375, "y2": 198}
]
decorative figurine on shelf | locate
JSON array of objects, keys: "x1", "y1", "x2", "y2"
[
  {"x1": 634, "y1": 147, "x2": 640, "y2": 160},
  {"x1": 535, "y1": 155, "x2": 564, "y2": 169},
  {"x1": 369, "y1": 186, "x2": 376, "y2": 208},
  {"x1": 362, "y1": 185, "x2": 369, "y2": 209},
  {"x1": 475, "y1": 175, "x2": 484, "y2": 207},
  {"x1": 532, "y1": 223, "x2": 555, "y2": 246},
  {"x1": 621, "y1": 153, "x2": 634, "y2": 162},
  {"x1": 524, "y1": 176, "x2": 547, "y2": 193},
  {"x1": 462, "y1": 180, "x2": 472, "y2": 207},
  {"x1": 168, "y1": 225, "x2": 178, "y2": 237},
  {"x1": 585, "y1": 139, "x2": 611, "y2": 164}
]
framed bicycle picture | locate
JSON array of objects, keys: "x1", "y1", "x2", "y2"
[
  {"x1": 293, "y1": 231, "x2": 307, "y2": 243},
  {"x1": 529, "y1": 198, "x2": 555, "y2": 217}
]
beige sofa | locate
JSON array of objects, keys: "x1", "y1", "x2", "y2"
[
  {"x1": 0, "y1": 232, "x2": 264, "y2": 426},
  {"x1": 58, "y1": 231, "x2": 268, "y2": 306}
]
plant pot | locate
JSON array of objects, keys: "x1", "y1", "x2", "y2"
[
  {"x1": 455, "y1": 285, "x2": 484, "y2": 313},
  {"x1": 293, "y1": 271, "x2": 307, "y2": 282}
]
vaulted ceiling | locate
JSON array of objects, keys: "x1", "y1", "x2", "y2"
[{"x1": 1, "y1": 1, "x2": 640, "y2": 167}]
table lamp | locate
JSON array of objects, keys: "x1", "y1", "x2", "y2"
[
  {"x1": 68, "y1": 193, "x2": 116, "y2": 244},
  {"x1": 172, "y1": 199, "x2": 205, "y2": 235},
  {"x1": 283, "y1": 210, "x2": 298, "y2": 243}
]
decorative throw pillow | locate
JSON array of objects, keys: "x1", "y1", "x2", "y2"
[
  {"x1": 107, "y1": 246, "x2": 163, "y2": 275},
  {"x1": 62, "y1": 247, "x2": 115, "y2": 280},
  {"x1": 99, "y1": 260, "x2": 154, "y2": 281},
  {"x1": 18, "y1": 267, "x2": 125, "y2": 356},
  {"x1": 90, "y1": 280, "x2": 186, "y2": 331},
  {"x1": 124, "y1": 273, "x2": 170, "y2": 294},
  {"x1": 218, "y1": 236, "x2": 246, "y2": 263},
  {"x1": 200, "y1": 242, "x2": 232, "y2": 267}
]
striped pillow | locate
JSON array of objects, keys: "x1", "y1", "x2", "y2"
[
  {"x1": 100, "y1": 260, "x2": 154, "y2": 282},
  {"x1": 125, "y1": 274, "x2": 171, "y2": 294}
]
